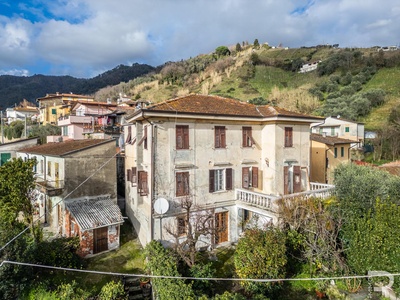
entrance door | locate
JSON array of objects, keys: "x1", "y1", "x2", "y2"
[
  {"x1": 94, "y1": 227, "x2": 108, "y2": 254},
  {"x1": 215, "y1": 212, "x2": 228, "y2": 244}
]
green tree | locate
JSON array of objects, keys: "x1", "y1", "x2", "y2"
[
  {"x1": 144, "y1": 241, "x2": 195, "y2": 299},
  {"x1": 234, "y1": 226, "x2": 287, "y2": 294},
  {"x1": 236, "y1": 43, "x2": 242, "y2": 52},
  {"x1": 333, "y1": 163, "x2": 400, "y2": 219},
  {"x1": 0, "y1": 158, "x2": 37, "y2": 230},
  {"x1": 345, "y1": 199, "x2": 400, "y2": 274},
  {"x1": 0, "y1": 158, "x2": 39, "y2": 299},
  {"x1": 253, "y1": 39, "x2": 260, "y2": 49},
  {"x1": 215, "y1": 46, "x2": 231, "y2": 57}
]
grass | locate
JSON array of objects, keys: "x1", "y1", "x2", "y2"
[{"x1": 360, "y1": 67, "x2": 400, "y2": 130}]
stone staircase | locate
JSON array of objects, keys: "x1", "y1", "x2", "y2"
[{"x1": 123, "y1": 277, "x2": 152, "y2": 300}]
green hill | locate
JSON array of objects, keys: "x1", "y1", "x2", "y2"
[{"x1": 96, "y1": 45, "x2": 400, "y2": 131}]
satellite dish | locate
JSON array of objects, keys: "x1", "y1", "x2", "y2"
[{"x1": 154, "y1": 198, "x2": 169, "y2": 215}]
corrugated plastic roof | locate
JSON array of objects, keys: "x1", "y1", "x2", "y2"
[{"x1": 65, "y1": 197, "x2": 124, "y2": 231}]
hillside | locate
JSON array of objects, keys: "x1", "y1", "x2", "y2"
[
  {"x1": 95, "y1": 45, "x2": 400, "y2": 131},
  {"x1": 0, "y1": 63, "x2": 155, "y2": 109}
]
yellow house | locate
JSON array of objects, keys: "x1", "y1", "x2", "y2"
[
  {"x1": 37, "y1": 93, "x2": 94, "y2": 125},
  {"x1": 310, "y1": 133, "x2": 355, "y2": 184}
]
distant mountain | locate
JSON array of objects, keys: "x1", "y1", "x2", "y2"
[{"x1": 0, "y1": 63, "x2": 155, "y2": 109}]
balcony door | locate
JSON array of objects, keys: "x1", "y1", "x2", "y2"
[{"x1": 215, "y1": 212, "x2": 228, "y2": 244}]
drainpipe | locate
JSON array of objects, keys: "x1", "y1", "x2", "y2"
[{"x1": 142, "y1": 114, "x2": 156, "y2": 242}]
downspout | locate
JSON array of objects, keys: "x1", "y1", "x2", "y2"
[{"x1": 142, "y1": 114, "x2": 156, "y2": 242}]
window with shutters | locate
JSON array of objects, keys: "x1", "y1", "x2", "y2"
[
  {"x1": 334, "y1": 147, "x2": 338, "y2": 158},
  {"x1": 242, "y1": 127, "x2": 254, "y2": 147},
  {"x1": 0, "y1": 153, "x2": 11, "y2": 166},
  {"x1": 284, "y1": 127, "x2": 293, "y2": 147},
  {"x1": 242, "y1": 166, "x2": 259, "y2": 189},
  {"x1": 138, "y1": 171, "x2": 148, "y2": 196},
  {"x1": 341, "y1": 147, "x2": 344, "y2": 157},
  {"x1": 176, "y1": 125, "x2": 189, "y2": 149},
  {"x1": 177, "y1": 216, "x2": 187, "y2": 236},
  {"x1": 176, "y1": 172, "x2": 189, "y2": 197},
  {"x1": 214, "y1": 126, "x2": 226, "y2": 148},
  {"x1": 209, "y1": 168, "x2": 233, "y2": 193}
]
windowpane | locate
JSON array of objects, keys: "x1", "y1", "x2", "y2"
[
  {"x1": 214, "y1": 169, "x2": 224, "y2": 191},
  {"x1": 341, "y1": 147, "x2": 344, "y2": 157}
]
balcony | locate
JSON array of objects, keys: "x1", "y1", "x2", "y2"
[
  {"x1": 35, "y1": 180, "x2": 64, "y2": 196},
  {"x1": 102, "y1": 125, "x2": 122, "y2": 134},
  {"x1": 236, "y1": 182, "x2": 335, "y2": 213},
  {"x1": 58, "y1": 115, "x2": 92, "y2": 126}
]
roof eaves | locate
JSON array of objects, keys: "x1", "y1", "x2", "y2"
[{"x1": 61, "y1": 139, "x2": 116, "y2": 157}]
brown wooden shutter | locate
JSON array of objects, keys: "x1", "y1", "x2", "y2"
[
  {"x1": 226, "y1": 168, "x2": 232, "y2": 190},
  {"x1": 139, "y1": 171, "x2": 148, "y2": 195},
  {"x1": 252, "y1": 167, "x2": 258, "y2": 188},
  {"x1": 293, "y1": 166, "x2": 301, "y2": 193},
  {"x1": 127, "y1": 168, "x2": 132, "y2": 181},
  {"x1": 284, "y1": 166, "x2": 289, "y2": 195},
  {"x1": 125, "y1": 125, "x2": 132, "y2": 143},
  {"x1": 220, "y1": 127, "x2": 226, "y2": 148},
  {"x1": 242, "y1": 167, "x2": 249, "y2": 188},
  {"x1": 183, "y1": 126, "x2": 189, "y2": 149},
  {"x1": 285, "y1": 127, "x2": 293, "y2": 147},
  {"x1": 209, "y1": 170, "x2": 215, "y2": 193}
]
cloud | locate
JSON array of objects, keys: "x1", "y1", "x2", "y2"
[
  {"x1": 0, "y1": 0, "x2": 399, "y2": 78},
  {"x1": 0, "y1": 69, "x2": 29, "y2": 76}
]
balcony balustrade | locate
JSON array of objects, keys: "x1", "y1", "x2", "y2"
[{"x1": 236, "y1": 182, "x2": 335, "y2": 213}]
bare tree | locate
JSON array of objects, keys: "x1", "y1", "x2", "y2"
[
  {"x1": 277, "y1": 196, "x2": 346, "y2": 274},
  {"x1": 165, "y1": 196, "x2": 215, "y2": 268}
]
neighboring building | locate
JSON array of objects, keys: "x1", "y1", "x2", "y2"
[
  {"x1": 57, "y1": 101, "x2": 117, "y2": 140},
  {"x1": 299, "y1": 60, "x2": 321, "y2": 73},
  {"x1": 0, "y1": 137, "x2": 39, "y2": 166},
  {"x1": 37, "y1": 93, "x2": 94, "y2": 125},
  {"x1": 311, "y1": 116, "x2": 364, "y2": 146},
  {"x1": 310, "y1": 133, "x2": 354, "y2": 184},
  {"x1": 124, "y1": 94, "x2": 324, "y2": 248},
  {"x1": 17, "y1": 139, "x2": 123, "y2": 257},
  {"x1": 6, "y1": 100, "x2": 39, "y2": 125}
]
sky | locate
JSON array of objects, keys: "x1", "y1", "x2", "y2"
[{"x1": 0, "y1": 0, "x2": 399, "y2": 78}]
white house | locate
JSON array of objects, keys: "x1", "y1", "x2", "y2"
[
  {"x1": 310, "y1": 116, "x2": 364, "y2": 147},
  {"x1": 124, "y1": 94, "x2": 326, "y2": 249}
]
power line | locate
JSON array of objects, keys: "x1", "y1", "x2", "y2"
[
  {"x1": 0, "y1": 150, "x2": 120, "y2": 252},
  {"x1": 0, "y1": 260, "x2": 399, "y2": 283}
]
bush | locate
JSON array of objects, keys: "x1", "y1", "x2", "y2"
[{"x1": 234, "y1": 226, "x2": 287, "y2": 294}]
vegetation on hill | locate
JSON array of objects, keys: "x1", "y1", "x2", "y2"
[{"x1": 95, "y1": 44, "x2": 400, "y2": 129}]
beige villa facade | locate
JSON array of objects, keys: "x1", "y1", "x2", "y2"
[
  {"x1": 310, "y1": 133, "x2": 354, "y2": 184},
  {"x1": 124, "y1": 94, "x2": 324, "y2": 248}
]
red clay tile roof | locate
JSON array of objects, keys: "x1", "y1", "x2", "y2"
[
  {"x1": 129, "y1": 94, "x2": 322, "y2": 120},
  {"x1": 310, "y1": 133, "x2": 355, "y2": 145},
  {"x1": 19, "y1": 139, "x2": 114, "y2": 156}
]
